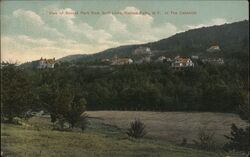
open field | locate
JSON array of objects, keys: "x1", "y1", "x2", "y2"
[
  {"x1": 1, "y1": 111, "x2": 248, "y2": 157},
  {"x1": 87, "y1": 111, "x2": 248, "y2": 144}
]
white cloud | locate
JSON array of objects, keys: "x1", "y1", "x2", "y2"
[
  {"x1": 13, "y1": 9, "x2": 45, "y2": 26},
  {"x1": 50, "y1": 8, "x2": 77, "y2": 31},
  {"x1": 116, "y1": 6, "x2": 178, "y2": 43},
  {"x1": 46, "y1": 7, "x2": 113, "y2": 43},
  {"x1": 3, "y1": 7, "x2": 181, "y2": 63},
  {"x1": 122, "y1": 6, "x2": 153, "y2": 29},
  {"x1": 56, "y1": 8, "x2": 77, "y2": 19},
  {"x1": 78, "y1": 23, "x2": 113, "y2": 42},
  {"x1": 11, "y1": 9, "x2": 64, "y2": 38},
  {"x1": 16, "y1": 35, "x2": 55, "y2": 46},
  {"x1": 1, "y1": 35, "x2": 114, "y2": 63},
  {"x1": 152, "y1": 22, "x2": 178, "y2": 38},
  {"x1": 96, "y1": 14, "x2": 127, "y2": 33},
  {"x1": 185, "y1": 18, "x2": 228, "y2": 29}
]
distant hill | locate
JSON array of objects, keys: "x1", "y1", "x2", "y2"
[
  {"x1": 60, "y1": 20, "x2": 248, "y2": 61},
  {"x1": 57, "y1": 54, "x2": 88, "y2": 62},
  {"x1": 20, "y1": 60, "x2": 40, "y2": 69},
  {"x1": 21, "y1": 20, "x2": 249, "y2": 67},
  {"x1": 148, "y1": 20, "x2": 248, "y2": 56}
]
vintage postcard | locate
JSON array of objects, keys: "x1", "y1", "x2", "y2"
[{"x1": 1, "y1": 0, "x2": 249, "y2": 157}]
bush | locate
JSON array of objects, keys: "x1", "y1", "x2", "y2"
[
  {"x1": 224, "y1": 123, "x2": 249, "y2": 152},
  {"x1": 193, "y1": 127, "x2": 216, "y2": 150},
  {"x1": 127, "y1": 119, "x2": 146, "y2": 139}
]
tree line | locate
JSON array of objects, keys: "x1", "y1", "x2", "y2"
[{"x1": 1, "y1": 59, "x2": 248, "y2": 123}]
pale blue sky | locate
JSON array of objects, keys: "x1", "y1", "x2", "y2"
[{"x1": 1, "y1": 0, "x2": 248, "y2": 63}]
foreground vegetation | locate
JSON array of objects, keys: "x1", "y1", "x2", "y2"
[
  {"x1": 1, "y1": 115, "x2": 247, "y2": 157},
  {"x1": 1, "y1": 61, "x2": 249, "y2": 154}
]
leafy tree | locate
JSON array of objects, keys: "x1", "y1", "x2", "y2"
[
  {"x1": 1, "y1": 64, "x2": 34, "y2": 122},
  {"x1": 67, "y1": 97, "x2": 87, "y2": 128},
  {"x1": 53, "y1": 86, "x2": 73, "y2": 123},
  {"x1": 45, "y1": 84, "x2": 87, "y2": 129},
  {"x1": 224, "y1": 90, "x2": 249, "y2": 152},
  {"x1": 38, "y1": 83, "x2": 57, "y2": 122},
  {"x1": 224, "y1": 124, "x2": 249, "y2": 152}
]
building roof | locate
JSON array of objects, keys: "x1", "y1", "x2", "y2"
[
  {"x1": 175, "y1": 56, "x2": 190, "y2": 60},
  {"x1": 40, "y1": 58, "x2": 56, "y2": 64}
]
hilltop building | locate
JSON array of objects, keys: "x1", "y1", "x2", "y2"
[
  {"x1": 38, "y1": 57, "x2": 56, "y2": 68},
  {"x1": 171, "y1": 56, "x2": 194, "y2": 68},
  {"x1": 101, "y1": 58, "x2": 110, "y2": 62},
  {"x1": 206, "y1": 45, "x2": 221, "y2": 52},
  {"x1": 134, "y1": 56, "x2": 152, "y2": 64},
  {"x1": 111, "y1": 56, "x2": 133, "y2": 65}
]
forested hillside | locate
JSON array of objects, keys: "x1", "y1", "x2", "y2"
[
  {"x1": 57, "y1": 20, "x2": 249, "y2": 62},
  {"x1": 3, "y1": 62, "x2": 248, "y2": 115}
]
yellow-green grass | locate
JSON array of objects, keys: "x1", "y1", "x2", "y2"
[{"x1": 1, "y1": 113, "x2": 247, "y2": 157}]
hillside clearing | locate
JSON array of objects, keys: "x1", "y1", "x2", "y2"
[{"x1": 87, "y1": 111, "x2": 248, "y2": 144}]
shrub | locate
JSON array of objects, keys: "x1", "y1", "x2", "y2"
[
  {"x1": 224, "y1": 123, "x2": 249, "y2": 152},
  {"x1": 127, "y1": 119, "x2": 146, "y2": 139},
  {"x1": 193, "y1": 127, "x2": 216, "y2": 150}
]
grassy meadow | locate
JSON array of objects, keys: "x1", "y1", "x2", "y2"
[
  {"x1": 87, "y1": 111, "x2": 248, "y2": 144},
  {"x1": 1, "y1": 111, "x2": 248, "y2": 157}
]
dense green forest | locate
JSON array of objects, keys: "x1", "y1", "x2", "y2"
[
  {"x1": 2, "y1": 59, "x2": 248, "y2": 118},
  {"x1": 40, "y1": 63, "x2": 249, "y2": 112}
]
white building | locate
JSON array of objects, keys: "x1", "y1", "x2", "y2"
[
  {"x1": 206, "y1": 45, "x2": 221, "y2": 52},
  {"x1": 134, "y1": 56, "x2": 151, "y2": 64},
  {"x1": 38, "y1": 57, "x2": 56, "y2": 68},
  {"x1": 101, "y1": 58, "x2": 110, "y2": 62},
  {"x1": 111, "y1": 56, "x2": 133, "y2": 65},
  {"x1": 171, "y1": 56, "x2": 194, "y2": 68}
]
